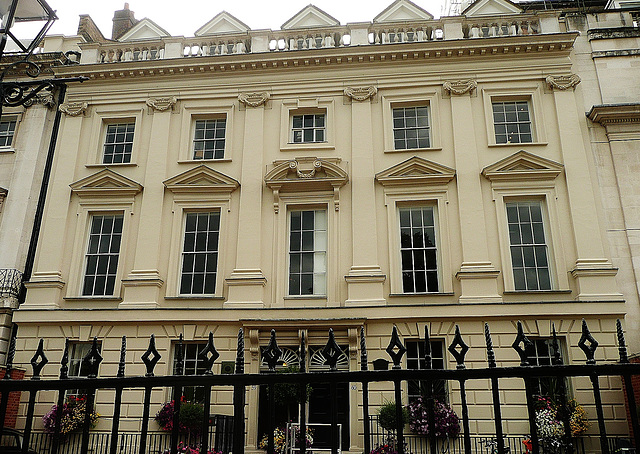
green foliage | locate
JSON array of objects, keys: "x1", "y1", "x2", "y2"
[
  {"x1": 378, "y1": 401, "x2": 409, "y2": 431},
  {"x1": 273, "y1": 366, "x2": 312, "y2": 405}
]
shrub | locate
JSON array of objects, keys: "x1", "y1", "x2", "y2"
[{"x1": 378, "y1": 401, "x2": 409, "y2": 431}]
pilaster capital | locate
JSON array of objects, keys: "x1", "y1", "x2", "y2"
[
  {"x1": 238, "y1": 92, "x2": 270, "y2": 107},
  {"x1": 344, "y1": 86, "x2": 377, "y2": 102},
  {"x1": 58, "y1": 101, "x2": 88, "y2": 117},
  {"x1": 443, "y1": 79, "x2": 477, "y2": 96},
  {"x1": 546, "y1": 74, "x2": 581, "y2": 91},
  {"x1": 24, "y1": 93, "x2": 56, "y2": 109},
  {"x1": 146, "y1": 96, "x2": 177, "y2": 112}
]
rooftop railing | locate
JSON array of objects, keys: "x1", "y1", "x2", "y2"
[{"x1": 76, "y1": 11, "x2": 567, "y2": 64}]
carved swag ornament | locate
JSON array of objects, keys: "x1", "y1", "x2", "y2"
[
  {"x1": 238, "y1": 92, "x2": 270, "y2": 107},
  {"x1": 443, "y1": 80, "x2": 477, "y2": 95},
  {"x1": 344, "y1": 86, "x2": 377, "y2": 101},
  {"x1": 59, "y1": 101, "x2": 88, "y2": 116},
  {"x1": 546, "y1": 74, "x2": 581, "y2": 91},
  {"x1": 146, "y1": 96, "x2": 177, "y2": 112}
]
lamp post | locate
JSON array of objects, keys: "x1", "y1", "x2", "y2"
[{"x1": 0, "y1": 0, "x2": 87, "y2": 117}]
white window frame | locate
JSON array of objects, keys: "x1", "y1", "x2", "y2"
[
  {"x1": 166, "y1": 201, "x2": 230, "y2": 299},
  {"x1": 86, "y1": 107, "x2": 144, "y2": 167},
  {"x1": 391, "y1": 105, "x2": 432, "y2": 150},
  {"x1": 494, "y1": 192, "x2": 567, "y2": 292},
  {"x1": 406, "y1": 339, "x2": 447, "y2": 403},
  {"x1": 179, "y1": 104, "x2": 234, "y2": 163},
  {"x1": 67, "y1": 341, "x2": 102, "y2": 396},
  {"x1": 102, "y1": 122, "x2": 136, "y2": 165},
  {"x1": 273, "y1": 195, "x2": 337, "y2": 305},
  {"x1": 382, "y1": 92, "x2": 441, "y2": 152},
  {"x1": 0, "y1": 114, "x2": 21, "y2": 152},
  {"x1": 178, "y1": 210, "x2": 221, "y2": 296},
  {"x1": 287, "y1": 208, "x2": 328, "y2": 297},
  {"x1": 279, "y1": 98, "x2": 335, "y2": 151},
  {"x1": 482, "y1": 86, "x2": 547, "y2": 147},
  {"x1": 81, "y1": 213, "x2": 124, "y2": 296},
  {"x1": 398, "y1": 205, "x2": 440, "y2": 294},
  {"x1": 385, "y1": 192, "x2": 453, "y2": 295},
  {"x1": 66, "y1": 203, "x2": 133, "y2": 300}
]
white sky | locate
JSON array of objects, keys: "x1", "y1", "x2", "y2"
[{"x1": 38, "y1": 0, "x2": 445, "y2": 39}]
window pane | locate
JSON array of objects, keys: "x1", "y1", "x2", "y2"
[
  {"x1": 492, "y1": 101, "x2": 533, "y2": 144},
  {"x1": 83, "y1": 214, "x2": 123, "y2": 296},
  {"x1": 400, "y1": 207, "x2": 438, "y2": 293},
  {"x1": 180, "y1": 212, "x2": 220, "y2": 295},
  {"x1": 289, "y1": 210, "x2": 327, "y2": 296},
  {"x1": 392, "y1": 106, "x2": 430, "y2": 149}
]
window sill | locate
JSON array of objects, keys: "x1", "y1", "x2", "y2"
[
  {"x1": 178, "y1": 159, "x2": 231, "y2": 164},
  {"x1": 63, "y1": 296, "x2": 122, "y2": 302},
  {"x1": 0, "y1": 146, "x2": 15, "y2": 153},
  {"x1": 283, "y1": 295, "x2": 327, "y2": 300},
  {"x1": 488, "y1": 142, "x2": 547, "y2": 148},
  {"x1": 389, "y1": 292, "x2": 454, "y2": 297},
  {"x1": 384, "y1": 147, "x2": 442, "y2": 153},
  {"x1": 165, "y1": 295, "x2": 225, "y2": 300},
  {"x1": 86, "y1": 163, "x2": 137, "y2": 168},
  {"x1": 280, "y1": 143, "x2": 335, "y2": 152},
  {"x1": 503, "y1": 289, "x2": 572, "y2": 294}
]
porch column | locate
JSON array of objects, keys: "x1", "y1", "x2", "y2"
[
  {"x1": 224, "y1": 93, "x2": 269, "y2": 308},
  {"x1": 549, "y1": 76, "x2": 620, "y2": 301},
  {"x1": 121, "y1": 97, "x2": 176, "y2": 307},
  {"x1": 446, "y1": 80, "x2": 501, "y2": 303},
  {"x1": 344, "y1": 87, "x2": 386, "y2": 306}
]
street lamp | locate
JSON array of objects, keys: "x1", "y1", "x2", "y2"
[{"x1": 0, "y1": 0, "x2": 57, "y2": 58}]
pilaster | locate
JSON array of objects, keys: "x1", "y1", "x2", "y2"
[
  {"x1": 344, "y1": 87, "x2": 386, "y2": 307},
  {"x1": 224, "y1": 94, "x2": 268, "y2": 308},
  {"x1": 550, "y1": 78, "x2": 621, "y2": 301},
  {"x1": 446, "y1": 81, "x2": 501, "y2": 303}
]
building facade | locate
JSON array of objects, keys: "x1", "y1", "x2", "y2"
[{"x1": 9, "y1": 0, "x2": 639, "y2": 449}]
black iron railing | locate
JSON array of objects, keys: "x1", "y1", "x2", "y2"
[
  {"x1": 0, "y1": 268, "x2": 22, "y2": 298},
  {"x1": 0, "y1": 320, "x2": 639, "y2": 454}
]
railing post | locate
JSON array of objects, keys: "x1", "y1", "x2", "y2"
[
  {"x1": 485, "y1": 324, "x2": 506, "y2": 454},
  {"x1": 109, "y1": 336, "x2": 127, "y2": 454},
  {"x1": 617, "y1": 320, "x2": 640, "y2": 450},
  {"x1": 448, "y1": 326, "x2": 471, "y2": 454},
  {"x1": 361, "y1": 327, "x2": 371, "y2": 454},
  {"x1": 387, "y1": 326, "x2": 407, "y2": 454},
  {"x1": 234, "y1": 328, "x2": 246, "y2": 454},
  {"x1": 171, "y1": 334, "x2": 184, "y2": 454},
  {"x1": 299, "y1": 332, "x2": 307, "y2": 454},
  {"x1": 140, "y1": 334, "x2": 161, "y2": 454},
  {"x1": 22, "y1": 338, "x2": 48, "y2": 454}
]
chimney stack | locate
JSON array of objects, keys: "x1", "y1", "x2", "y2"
[{"x1": 112, "y1": 3, "x2": 137, "y2": 40}]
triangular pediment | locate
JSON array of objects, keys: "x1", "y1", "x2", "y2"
[
  {"x1": 281, "y1": 5, "x2": 340, "y2": 30},
  {"x1": 482, "y1": 150, "x2": 563, "y2": 182},
  {"x1": 376, "y1": 156, "x2": 455, "y2": 186},
  {"x1": 374, "y1": 0, "x2": 434, "y2": 23},
  {"x1": 70, "y1": 169, "x2": 143, "y2": 198},
  {"x1": 462, "y1": 0, "x2": 522, "y2": 16},
  {"x1": 119, "y1": 18, "x2": 170, "y2": 42},
  {"x1": 195, "y1": 11, "x2": 250, "y2": 36},
  {"x1": 163, "y1": 165, "x2": 239, "y2": 194}
]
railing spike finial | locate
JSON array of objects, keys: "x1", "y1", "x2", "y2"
[
  {"x1": 323, "y1": 328, "x2": 342, "y2": 371},
  {"x1": 263, "y1": 329, "x2": 282, "y2": 372},
  {"x1": 198, "y1": 332, "x2": 220, "y2": 375},
  {"x1": 117, "y1": 336, "x2": 127, "y2": 378},
  {"x1": 235, "y1": 328, "x2": 245, "y2": 374},
  {"x1": 485, "y1": 323, "x2": 496, "y2": 368},
  {"x1": 30, "y1": 338, "x2": 48, "y2": 379},
  {"x1": 551, "y1": 323, "x2": 563, "y2": 366},
  {"x1": 512, "y1": 320, "x2": 533, "y2": 366},
  {"x1": 82, "y1": 337, "x2": 103, "y2": 379},
  {"x1": 448, "y1": 325, "x2": 469, "y2": 370},
  {"x1": 176, "y1": 334, "x2": 185, "y2": 375},
  {"x1": 300, "y1": 332, "x2": 307, "y2": 373},
  {"x1": 360, "y1": 326, "x2": 368, "y2": 371},
  {"x1": 617, "y1": 319, "x2": 629, "y2": 364},
  {"x1": 141, "y1": 334, "x2": 162, "y2": 377},
  {"x1": 59, "y1": 338, "x2": 70, "y2": 379},
  {"x1": 424, "y1": 325, "x2": 432, "y2": 370},
  {"x1": 3, "y1": 326, "x2": 17, "y2": 379},
  {"x1": 578, "y1": 319, "x2": 599, "y2": 365},
  {"x1": 386, "y1": 325, "x2": 407, "y2": 369}
]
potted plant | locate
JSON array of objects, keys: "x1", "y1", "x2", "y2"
[
  {"x1": 377, "y1": 401, "x2": 409, "y2": 432},
  {"x1": 155, "y1": 396, "x2": 205, "y2": 436},
  {"x1": 407, "y1": 397, "x2": 460, "y2": 438},
  {"x1": 42, "y1": 395, "x2": 100, "y2": 437}
]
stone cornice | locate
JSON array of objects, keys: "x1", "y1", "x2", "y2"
[
  {"x1": 55, "y1": 33, "x2": 578, "y2": 81},
  {"x1": 587, "y1": 104, "x2": 640, "y2": 125}
]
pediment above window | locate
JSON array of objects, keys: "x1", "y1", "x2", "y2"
[
  {"x1": 70, "y1": 169, "x2": 143, "y2": 198},
  {"x1": 163, "y1": 165, "x2": 239, "y2": 194},
  {"x1": 374, "y1": 0, "x2": 434, "y2": 23},
  {"x1": 264, "y1": 157, "x2": 348, "y2": 212},
  {"x1": 281, "y1": 5, "x2": 340, "y2": 30},
  {"x1": 195, "y1": 11, "x2": 251, "y2": 36},
  {"x1": 462, "y1": 0, "x2": 522, "y2": 16},
  {"x1": 375, "y1": 156, "x2": 455, "y2": 187},
  {"x1": 482, "y1": 150, "x2": 563, "y2": 182}
]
